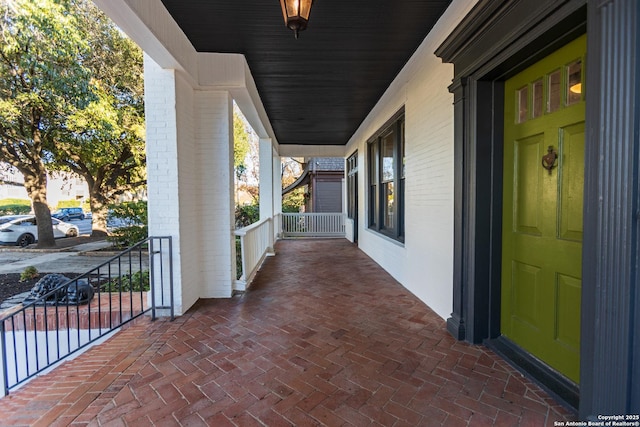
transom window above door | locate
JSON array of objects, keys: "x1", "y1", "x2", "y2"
[{"x1": 515, "y1": 58, "x2": 583, "y2": 124}]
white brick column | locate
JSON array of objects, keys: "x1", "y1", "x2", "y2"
[
  {"x1": 259, "y1": 138, "x2": 281, "y2": 249},
  {"x1": 145, "y1": 54, "x2": 236, "y2": 314},
  {"x1": 144, "y1": 54, "x2": 185, "y2": 313},
  {"x1": 259, "y1": 138, "x2": 274, "y2": 221},
  {"x1": 273, "y1": 153, "x2": 283, "y2": 238},
  {"x1": 197, "y1": 91, "x2": 235, "y2": 298}
]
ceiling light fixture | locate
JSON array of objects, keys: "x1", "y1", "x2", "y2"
[
  {"x1": 280, "y1": 0, "x2": 314, "y2": 39},
  {"x1": 569, "y1": 83, "x2": 582, "y2": 94}
]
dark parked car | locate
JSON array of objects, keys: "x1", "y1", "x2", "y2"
[{"x1": 52, "y1": 207, "x2": 85, "y2": 221}]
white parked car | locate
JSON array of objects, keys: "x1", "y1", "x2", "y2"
[
  {"x1": 0, "y1": 215, "x2": 79, "y2": 247},
  {"x1": 0, "y1": 214, "x2": 29, "y2": 225}
]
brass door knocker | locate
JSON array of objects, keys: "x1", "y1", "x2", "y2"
[{"x1": 541, "y1": 145, "x2": 557, "y2": 174}]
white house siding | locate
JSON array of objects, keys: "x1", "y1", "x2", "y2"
[{"x1": 345, "y1": 0, "x2": 478, "y2": 320}]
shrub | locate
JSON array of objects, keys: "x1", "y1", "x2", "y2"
[
  {"x1": 56, "y1": 200, "x2": 82, "y2": 209},
  {"x1": 235, "y1": 203, "x2": 259, "y2": 228},
  {"x1": 107, "y1": 225, "x2": 148, "y2": 249},
  {"x1": 282, "y1": 188, "x2": 304, "y2": 213},
  {"x1": 20, "y1": 266, "x2": 39, "y2": 282},
  {"x1": 0, "y1": 198, "x2": 31, "y2": 215},
  {"x1": 100, "y1": 270, "x2": 150, "y2": 292},
  {"x1": 107, "y1": 201, "x2": 148, "y2": 248},
  {"x1": 236, "y1": 236, "x2": 243, "y2": 279}
]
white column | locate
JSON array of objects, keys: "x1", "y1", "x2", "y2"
[
  {"x1": 197, "y1": 91, "x2": 235, "y2": 298},
  {"x1": 143, "y1": 54, "x2": 184, "y2": 314},
  {"x1": 259, "y1": 138, "x2": 274, "y2": 220},
  {"x1": 273, "y1": 152, "x2": 283, "y2": 239},
  {"x1": 145, "y1": 54, "x2": 237, "y2": 313}
]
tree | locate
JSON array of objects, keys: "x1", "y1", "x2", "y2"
[
  {"x1": 234, "y1": 108, "x2": 250, "y2": 171},
  {"x1": 0, "y1": 0, "x2": 93, "y2": 247},
  {"x1": 233, "y1": 106, "x2": 259, "y2": 205},
  {"x1": 52, "y1": 0, "x2": 146, "y2": 236}
]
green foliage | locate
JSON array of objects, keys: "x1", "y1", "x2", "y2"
[
  {"x1": 235, "y1": 203, "x2": 259, "y2": 228},
  {"x1": 20, "y1": 266, "x2": 39, "y2": 282},
  {"x1": 100, "y1": 270, "x2": 149, "y2": 292},
  {"x1": 236, "y1": 236, "x2": 243, "y2": 280},
  {"x1": 0, "y1": 0, "x2": 94, "y2": 162},
  {"x1": 106, "y1": 201, "x2": 148, "y2": 248},
  {"x1": 108, "y1": 201, "x2": 148, "y2": 224},
  {"x1": 56, "y1": 200, "x2": 82, "y2": 209},
  {"x1": 0, "y1": 0, "x2": 146, "y2": 239},
  {"x1": 282, "y1": 188, "x2": 305, "y2": 213},
  {"x1": 107, "y1": 225, "x2": 148, "y2": 249},
  {"x1": 234, "y1": 110, "x2": 251, "y2": 171},
  {"x1": 0, "y1": 198, "x2": 31, "y2": 215}
]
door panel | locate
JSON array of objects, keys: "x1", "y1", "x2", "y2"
[
  {"x1": 559, "y1": 123, "x2": 585, "y2": 242},
  {"x1": 555, "y1": 273, "x2": 581, "y2": 351},
  {"x1": 502, "y1": 34, "x2": 585, "y2": 384},
  {"x1": 514, "y1": 135, "x2": 544, "y2": 236},
  {"x1": 511, "y1": 260, "x2": 542, "y2": 331}
]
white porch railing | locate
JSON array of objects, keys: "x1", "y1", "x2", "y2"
[
  {"x1": 234, "y1": 218, "x2": 274, "y2": 292},
  {"x1": 281, "y1": 213, "x2": 346, "y2": 238}
]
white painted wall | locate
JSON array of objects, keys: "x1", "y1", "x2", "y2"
[{"x1": 344, "y1": 0, "x2": 478, "y2": 320}]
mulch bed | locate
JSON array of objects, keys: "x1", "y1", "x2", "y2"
[{"x1": 0, "y1": 273, "x2": 77, "y2": 304}]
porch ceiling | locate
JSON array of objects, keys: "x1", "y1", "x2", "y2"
[{"x1": 159, "y1": 0, "x2": 452, "y2": 146}]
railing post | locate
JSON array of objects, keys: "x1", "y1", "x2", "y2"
[
  {"x1": 149, "y1": 238, "x2": 156, "y2": 321},
  {"x1": 168, "y1": 237, "x2": 175, "y2": 321},
  {"x1": 1, "y1": 321, "x2": 7, "y2": 397},
  {"x1": 240, "y1": 234, "x2": 248, "y2": 284}
]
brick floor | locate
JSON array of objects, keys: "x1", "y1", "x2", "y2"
[{"x1": 0, "y1": 239, "x2": 576, "y2": 426}]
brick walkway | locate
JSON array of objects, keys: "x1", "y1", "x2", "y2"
[{"x1": 0, "y1": 239, "x2": 575, "y2": 426}]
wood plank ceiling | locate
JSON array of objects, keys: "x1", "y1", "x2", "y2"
[{"x1": 160, "y1": 0, "x2": 452, "y2": 146}]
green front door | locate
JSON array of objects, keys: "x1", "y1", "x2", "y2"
[{"x1": 501, "y1": 35, "x2": 585, "y2": 383}]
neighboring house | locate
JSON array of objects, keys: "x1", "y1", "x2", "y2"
[
  {"x1": 282, "y1": 157, "x2": 344, "y2": 213},
  {"x1": 94, "y1": 0, "x2": 639, "y2": 418},
  {"x1": 0, "y1": 164, "x2": 88, "y2": 208}
]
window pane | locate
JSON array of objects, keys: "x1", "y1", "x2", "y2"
[
  {"x1": 384, "y1": 182, "x2": 394, "y2": 230},
  {"x1": 381, "y1": 132, "x2": 394, "y2": 182},
  {"x1": 369, "y1": 142, "x2": 377, "y2": 183},
  {"x1": 567, "y1": 60, "x2": 582, "y2": 105},
  {"x1": 532, "y1": 79, "x2": 543, "y2": 118},
  {"x1": 547, "y1": 70, "x2": 561, "y2": 112},
  {"x1": 517, "y1": 86, "x2": 528, "y2": 123}
]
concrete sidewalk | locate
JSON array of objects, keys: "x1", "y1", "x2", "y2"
[{"x1": 0, "y1": 240, "x2": 115, "y2": 274}]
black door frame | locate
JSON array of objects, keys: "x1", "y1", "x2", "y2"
[{"x1": 436, "y1": 0, "x2": 640, "y2": 418}]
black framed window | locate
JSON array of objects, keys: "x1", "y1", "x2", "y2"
[{"x1": 367, "y1": 109, "x2": 405, "y2": 242}]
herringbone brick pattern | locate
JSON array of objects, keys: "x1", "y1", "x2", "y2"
[{"x1": 0, "y1": 239, "x2": 575, "y2": 426}]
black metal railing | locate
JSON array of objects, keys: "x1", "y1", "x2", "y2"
[{"x1": 0, "y1": 236, "x2": 174, "y2": 395}]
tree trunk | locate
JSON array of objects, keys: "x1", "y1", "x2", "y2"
[
  {"x1": 23, "y1": 169, "x2": 55, "y2": 248},
  {"x1": 89, "y1": 194, "x2": 109, "y2": 237}
]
